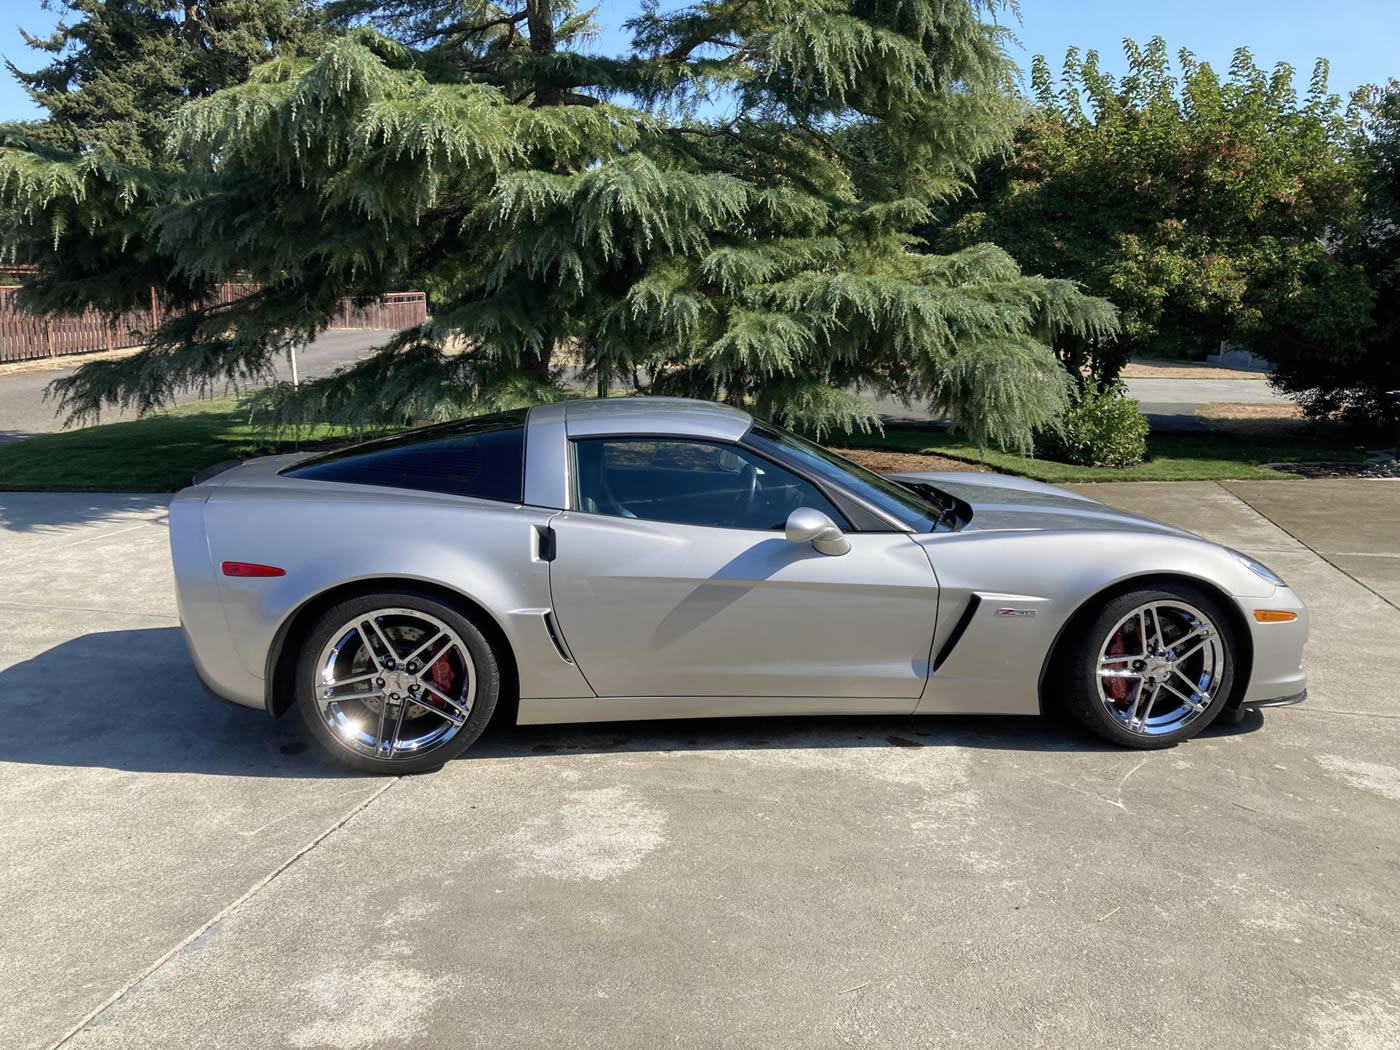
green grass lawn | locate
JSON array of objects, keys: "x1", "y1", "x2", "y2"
[
  {"x1": 0, "y1": 396, "x2": 363, "y2": 491},
  {"x1": 826, "y1": 426, "x2": 1369, "y2": 483},
  {"x1": 0, "y1": 397, "x2": 1371, "y2": 492}
]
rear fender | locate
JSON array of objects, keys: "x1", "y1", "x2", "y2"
[{"x1": 200, "y1": 488, "x2": 595, "y2": 710}]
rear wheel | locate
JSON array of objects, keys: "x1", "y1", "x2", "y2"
[
  {"x1": 294, "y1": 591, "x2": 499, "y2": 774},
  {"x1": 1057, "y1": 584, "x2": 1236, "y2": 749}
]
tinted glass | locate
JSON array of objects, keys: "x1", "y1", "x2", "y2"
[
  {"x1": 573, "y1": 438, "x2": 847, "y2": 530},
  {"x1": 283, "y1": 411, "x2": 527, "y2": 502},
  {"x1": 744, "y1": 424, "x2": 939, "y2": 531}
]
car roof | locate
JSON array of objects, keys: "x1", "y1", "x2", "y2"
[{"x1": 548, "y1": 397, "x2": 754, "y2": 442}]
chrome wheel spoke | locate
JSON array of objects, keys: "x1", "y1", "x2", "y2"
[
  {"x1": 1147, "y1": 606, "x2": 1164, "y2": 651},
  {"x1": 325, "y1": 688, "x2": 385, "y2": 705},
  {"x1": 1161, "y1": 679, "x2": 1207, "y2": 713},
  {"x1": 1171, "y1": 635, "x2": 1211, "y2": 663},
  {"x1": 1126, "y1": 682, "x2": 1155, "y2": 729},
  {"x1": 355, "y1": 624, "x2": 379, "y2": 665},
  {"x1": 1100, "y1": 668, "x2": 1143, "y2": 679},
  {"x1": 403, "y1": 630, "x2": 447, "y2": 670},
  {"x1": 365, "y1": 618, "x2": 399, "y2": 665},
  {"x1": 1172, "y1": 667, "x2": 1204, "y2": 695},
  {"x1": 322, "y1": 670, "x2": 377, "y2": 690},
  {"x1": 374, "y1": 690, "x2": 391, "y2": 752},
  {"x1": 386, "y1": 697, "x2": 410, "y2": 757},
  {"x1": 418, "y1": 681, "x2": 469, "y2": 726}
]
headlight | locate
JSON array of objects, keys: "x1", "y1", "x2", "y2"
[{"x1": 1228, "y1": 548, "x2": 1286, "y2": 587}]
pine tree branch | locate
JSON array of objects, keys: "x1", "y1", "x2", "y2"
[
  {"x1": 661, "y1": 0, "x2": 757, "y2": 63},
  {"x1": 414, "y1": 8, "x2": 529, "y2": 45}
]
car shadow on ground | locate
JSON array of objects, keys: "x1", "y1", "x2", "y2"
[
  {"x1": 475, "y1": 706, "x2": 1265, "y2": 761},
  {"x1": 0, "y1": 626, "x2": 1266, "y2": 777},
  {"x1": 0, "y1": 491, "x2": 169, "y2": 532},
  {"x1": 0, "y1": 630, "x2": 1271, "y2": 778},
  {"x1": 0, "y1": 626, "x2": 352, "y2": 778}
]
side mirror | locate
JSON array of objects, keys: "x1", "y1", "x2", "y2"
[{"x1": 785, "y1": 507, "x2": 851, "y2": 557}]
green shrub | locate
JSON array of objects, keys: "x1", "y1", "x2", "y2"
[{"x1": 1037, "y1": 380, "x2": 1149, "y2": 467}]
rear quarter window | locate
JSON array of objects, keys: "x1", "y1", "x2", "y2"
[{"x1": 281, "y1": 411, "x2": 527, "y2": 502}]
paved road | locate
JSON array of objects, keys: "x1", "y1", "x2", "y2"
[
  {"x1": 861, "y1": 375, "x2": 1282, "y2": 433},
  {"x1": 2, "y1": 341, "x2": 1283, "y2": 443},
  {"x1": 2, "y1": 479, "x2": 1397, "y2": 1049},
  {"x1": 0, "y1": 331, "x2": 388, "y2": 444},
  {"x1": 1123, "y1": 377, "x2": 1284, "y2": 405}
]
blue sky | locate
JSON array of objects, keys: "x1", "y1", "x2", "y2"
[{"x1": 3, "y1": 0, "x2": 1397, "y2": 121}]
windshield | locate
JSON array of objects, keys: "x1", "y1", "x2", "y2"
[{"x1": 743, "y1": 424, "x2": 942, "y2": 531}]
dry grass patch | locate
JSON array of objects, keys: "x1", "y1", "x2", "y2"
[
  {"x1": 837, "y1": 447, "x2": 988, "y2": 474},
  {"x1": 1119, "y1": 359, "x2": 1267, "y2": 380},
  {"x1": 0, "y1": 344, "x2": 146, "y2": 377},
  {"x1": 1195, "y1": 401, "x2": 1307, "y2": 436}
]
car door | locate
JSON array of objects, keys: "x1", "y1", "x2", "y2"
[{"x1": 547, "y1": 436, "x2": 940, "y2": 701}]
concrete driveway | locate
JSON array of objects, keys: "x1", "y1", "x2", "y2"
[{"x1": 2, "y1": 481, "x2": 1398, "y2": 1049}]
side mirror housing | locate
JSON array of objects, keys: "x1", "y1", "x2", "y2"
[{"x1": 785, "y1": 507, "x2": 851, "y2": 556}]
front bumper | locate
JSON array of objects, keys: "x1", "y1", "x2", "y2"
[{"x1": 1236, "y1": 585, "x2": 1309, "y2": 705}]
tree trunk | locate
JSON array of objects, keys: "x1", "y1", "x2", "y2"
[
  {"x1": 526, "y1": 0, "x2": 559, "y2": 106},
  {"x1": 182, "y1": 0, "x2": 204, "y2": 51},
  {"x1": 523, "y1": 334, "x2": 554, "y2": 381}
]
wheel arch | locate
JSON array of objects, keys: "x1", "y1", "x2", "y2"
[
  {"x1": 1036, "y1": 572, "x2": 1254, "y2": 715},
  {"x1": 264, "y1": 576, "x2": 520, "y2": 721}
]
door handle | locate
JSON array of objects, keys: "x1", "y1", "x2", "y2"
[{"x1": 535, "y1": 524, "x2": 557, "y2": 562}]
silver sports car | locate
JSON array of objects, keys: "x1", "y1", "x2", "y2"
[{"x1": 170, "y1": 397, "x2": 1308, "y2": 773}]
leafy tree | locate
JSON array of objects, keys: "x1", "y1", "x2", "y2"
[
  {"x1": 932, "y1": 37, "x2": 1368, "y2": 383},
  {"x1": 0, "y1": 0, "x2": 1116, "y2": 450},
  {"x1": 1265, "y1": 80, "x2": 1399, "y2": 427},
  {"x1": 6, "y1": 0, "x2": 323, "y2": 166}
]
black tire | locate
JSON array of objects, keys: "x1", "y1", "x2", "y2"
[
  {"x1": 1054, "y1": 582, "x2": 1237, "y2": 749},
  {"x1": 294, "y1": 590, "x2": 500, "y2": 774}
]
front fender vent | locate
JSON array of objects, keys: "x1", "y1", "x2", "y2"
[
  {"x1": 542, "y1": 611, "x2": 573, "y2": 664},
  {"x1": 932, "y1": 594, "x2": 982, "y2": 672}
]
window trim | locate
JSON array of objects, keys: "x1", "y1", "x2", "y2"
[{"x1": 566, "y1": 434, "x2": 854, "y2": 533}]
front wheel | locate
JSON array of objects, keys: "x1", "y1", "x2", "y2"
[
  {"x1": 1056, "y1": 584, "x2": 1237, "y2": 749},
  {"x1": 294, "y1": 591, "x2": 500, "y2": 774}
]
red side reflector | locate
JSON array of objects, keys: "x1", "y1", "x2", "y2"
[{"x1": 221, "y1": 561, "x2": 286, "y2": 578}]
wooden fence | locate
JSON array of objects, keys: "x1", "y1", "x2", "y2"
[{"x1": 0, "y1": 284, "x2": 429, "y2": 364}]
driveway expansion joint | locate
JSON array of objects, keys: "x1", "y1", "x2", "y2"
[
  {"x1": 1222, "y1": 483, "x2": 1400, "y2": 613},
  {"x1": 46, "y1": 776, "x2": 402, "y2": 1050}
]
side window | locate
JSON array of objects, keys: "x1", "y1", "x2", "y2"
[
  {"x1": 282, "y1": 411, "x2": 527, "y2": 502},
  {"x1": 572, "y1": 438, "x2": 847, "y2": 530}
]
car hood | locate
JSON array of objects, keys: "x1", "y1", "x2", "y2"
[{"x1": 887, "y1": 471, "x2": 1193, "y2": 538}]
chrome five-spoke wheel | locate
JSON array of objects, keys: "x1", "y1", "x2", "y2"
[
  {"x1": 317, "y1": 607, "x2": 475, "y2": 759},
  {"x1": 1059, "y1": 583, "x2": 1237, "y2": 749},
  {"x1": 1096, "y1": 600, "x2": 1224, "y2": 737},
  {"x1": 296, "y1": 592, "x2": 500, "y2": 773}
]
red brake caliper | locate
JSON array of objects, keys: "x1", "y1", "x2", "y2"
[
  {"x1": 1105, "y1": 630, "x2": 1130, "y2": 703},
  {"x1": 425, "y1": 645, "x2": 456, "y2": 707}
]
